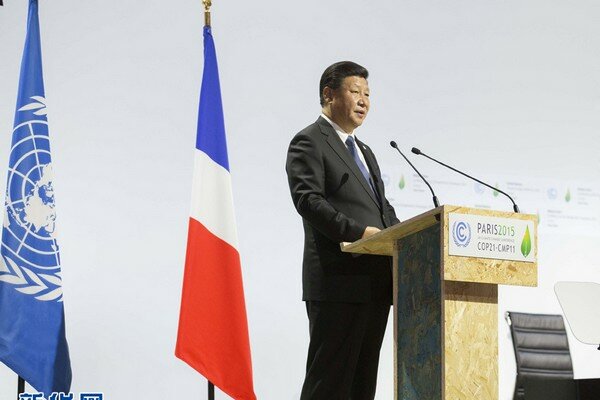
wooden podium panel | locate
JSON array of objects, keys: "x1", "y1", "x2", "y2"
[
  {"x1": 394, "y1": 224, "x2": 442, "y2": 399},
  {"x1": 443, "y1": 281, "x2": 498, "y2": 399},
  {"x1": 342, "y1": 205, "x2": 538, "y2": 400}
]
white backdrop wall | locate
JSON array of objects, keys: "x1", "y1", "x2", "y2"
[{"x1": 1, "y1": 0, "x2": 599, "y2": 399}]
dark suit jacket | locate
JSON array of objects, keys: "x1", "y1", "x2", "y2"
[{"x1": 286, "y1": 117, "x2": 400, "y2": 304}]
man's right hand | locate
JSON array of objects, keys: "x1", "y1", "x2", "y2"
[{"x1": 361, "y1": 226, "x2": 381, "y2": 239}]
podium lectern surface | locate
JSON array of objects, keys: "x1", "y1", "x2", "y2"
[{"x1": 341, "y1": 205, "x2": 538, "y2": 400}]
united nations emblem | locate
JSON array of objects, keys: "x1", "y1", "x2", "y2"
[
  {"x1": 452, "y1": 220, "x2": 471, "y2": 248},
  {"x1": 0, "y1": 96, "x2": 63, "y2": 302}
]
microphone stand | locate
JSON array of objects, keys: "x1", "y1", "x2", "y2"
[
  {"x1": 390, "y1": 141, "x2": 440, "y2": 208},
  {"x1": 412, "y1": 147, "x2": 520, "y2": 213}
]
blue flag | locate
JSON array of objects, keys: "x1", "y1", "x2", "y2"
[{"x1": 0, "y1": 0, "x2": 72, "y2": 395}]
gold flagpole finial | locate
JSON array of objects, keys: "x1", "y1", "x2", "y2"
[{"x1": 203, "y1": 0, "x2": 212, "y2": 27}]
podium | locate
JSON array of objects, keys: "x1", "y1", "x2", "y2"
[{"x1": 341, "y1": 205, "x2": 538, "y2": 400}]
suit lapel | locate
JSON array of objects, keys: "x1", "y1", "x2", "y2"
[
  {"x1": 357, "y1": 138, "x2": 385, "y2": 209},
  {"x1": 317, "y1": 117, "x2": 380, "y2": 208}
]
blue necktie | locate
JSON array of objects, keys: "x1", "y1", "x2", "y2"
[{"x1": 345, "y1": 136, "x2": 378, "y2": 199}]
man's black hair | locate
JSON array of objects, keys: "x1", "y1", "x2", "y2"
[{"x1": 319, "y1": 61, "x2": 369, "y2": 106}]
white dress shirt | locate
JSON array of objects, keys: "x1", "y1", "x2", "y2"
[{"x1": 320, "y1": 113, "x2": 372, "y2": 175}]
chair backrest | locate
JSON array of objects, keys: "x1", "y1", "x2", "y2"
[{"x1": 506, "y1": 311, "x2": 574, "y2": 379}]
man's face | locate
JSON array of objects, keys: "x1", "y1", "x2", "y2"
[{"x1": 326, "y1": 76, "x2": 370, "y2": 133}]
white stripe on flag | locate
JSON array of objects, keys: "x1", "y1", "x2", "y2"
[{"x1": 190, "y1": 149, "x2": 239, "y2": 249}]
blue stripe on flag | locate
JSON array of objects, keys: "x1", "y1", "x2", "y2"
[{"x1": 196, "y1": 26, "x2": 230, "y2": 171}]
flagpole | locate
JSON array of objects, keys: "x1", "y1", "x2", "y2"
[
  {"x1": 200, "y1": 0, "x2": 213, "y2": 385},
  {"x1": 208, "y1": 381, "x2": 215, "y2": 399},
  {"x1": 17, "y1": 376, "x2": 25, "y2": 398},
  {"x1": 203, "y1": 0, "x2": 211, "y2": 27}
]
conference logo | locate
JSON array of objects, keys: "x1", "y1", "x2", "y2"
[
  {"x1": 0, "y1": 96, "x2": 63, "y2": 302},
  {"x1": 520, "y1": 226, "x2": 532, "y2": 257},
  {"x1": 381, "y1": 173, "x2": 390, "y2": 187},
  {"x1": 474, "y1": 182, "x2": 485, "y2": 194},
  {"x1": 398, "y1": 174, "x2": 406, "y2": 190},
  {"x1": 452, "y1": 221, "x2": 471, "y2": 247}
]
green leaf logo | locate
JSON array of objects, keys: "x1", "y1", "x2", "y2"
[
  {"x1": 521, "y1": 226, "x2": 532, "y2": 257},
  {"x1": 398, "y1": 174, "x2": 406, "y2": 190},
  {"x1": 493, "y1": 183, "x2": 499, "y2": 197},
  {"x1": 565, "y1": 189, "x2": 571, "y2": 202}
]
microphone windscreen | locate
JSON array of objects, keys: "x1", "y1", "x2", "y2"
[
  {"x1": 411, "y1": 147, "x2": 421, "y2": 155},
  {"x1": 389, "y1": 141, "x2": 397, "y2": 148}
]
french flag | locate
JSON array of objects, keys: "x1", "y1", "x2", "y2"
[{"x1": 175, "y1": 26, "x2": 256, "y2": 400}]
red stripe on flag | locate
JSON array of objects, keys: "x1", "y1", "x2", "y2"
[{"x1": 176, "y1": 217, "x2": 256, "y2": 400}]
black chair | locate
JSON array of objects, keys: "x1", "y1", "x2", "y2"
[{"x1": 506, "y1": 311, "x2": 578, "y2": 400}]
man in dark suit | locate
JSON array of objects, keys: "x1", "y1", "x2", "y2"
[{"x1": 286, "y1": 61, "x2": 400, "y2": 400}]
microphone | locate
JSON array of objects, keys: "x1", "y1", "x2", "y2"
[
  {"x1": 332, "y1": 173, "x2": 350, "y2": 195},
  {"x1": 411, "y1": 147, "x2": 520, "y2": 213},
  {"x1": 390, "y1": 141, "x2": 440, "y2": 208}
]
